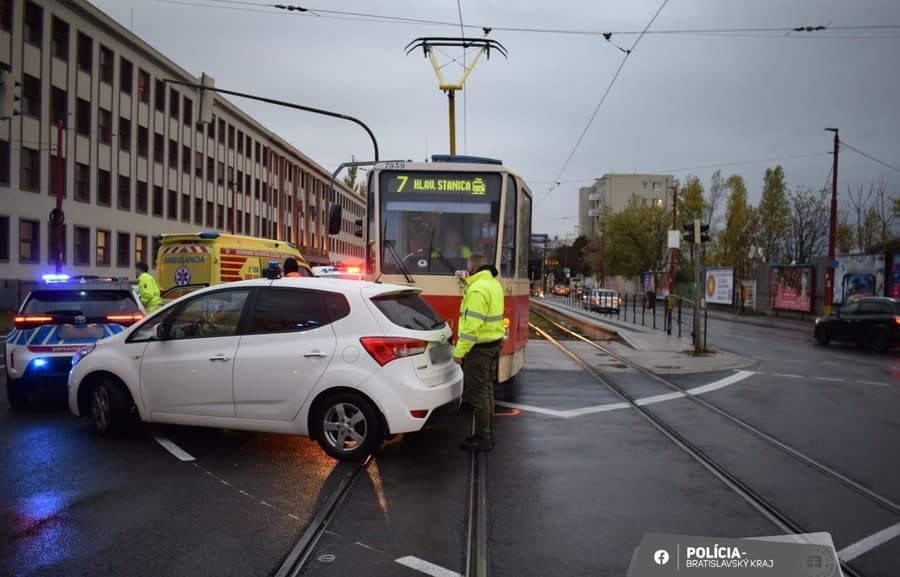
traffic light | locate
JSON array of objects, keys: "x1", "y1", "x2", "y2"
[
  {"x1": 682, "y1": 220, "x2": 710, "y2": 244},
  {"x1": 0, "y1": 68, "x2": 19, "y2": 119},
  {"x1": 199, "y1": 72, "x2": 215, "y2": 124}
]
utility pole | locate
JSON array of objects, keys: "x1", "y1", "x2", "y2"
[
  {"x1": 667, "y1": 182, "x2": 678, "y2": 334},
  {"x1": 54, "y1": 120, "x2": 64, "y2": 273},
  {"x1": 692, "y1": 218, "x2": 703, "y2": 353},
  {"x1": 824, "y1": 128, "x2": 839, "y2": 315}
]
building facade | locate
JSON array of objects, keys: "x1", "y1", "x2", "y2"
[
  {"x1": 578, "y1": 173, "x2": 674, "y2": 237},
  {"x1": 0, "y1": 0, "x2": 364, "y2": 305}
]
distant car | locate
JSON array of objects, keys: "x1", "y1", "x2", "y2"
[
  {"x1": 68, "y1": 277, "x2": 462, "y2": 461},
  {"x1": 5, "y1": 275, "x2": 145, "y2": 408},
  {"x1": 588, "y1": 288, "x2": 621, "y2": 313},
  {"x1": 814, "y1": 296, "x2": 900, "y2": 352}
]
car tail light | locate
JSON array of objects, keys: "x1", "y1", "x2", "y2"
[
  {"x1": 360, "y1": 337, "x2": 428, "y2": 366},
  {"x1": 409, "y1": 409, "x2": 429, "y2": 419},
  {"x1": 894, "y1": 316, "x2": 900, "y2": 326},
  {"x1": 107, "y1": 313, "x2": 144, "y2": 324},
  {"x1": 14, "y1": 315, "x2": 53, "y2": 329}
]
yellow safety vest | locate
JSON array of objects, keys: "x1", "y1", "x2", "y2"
[{"x1": 454, "y1": 267, "x2": 505, "y2": 358}]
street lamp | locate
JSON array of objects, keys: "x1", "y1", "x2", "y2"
[{"x1": 824, "y1": 128, "x2": 839, "y2": 315}]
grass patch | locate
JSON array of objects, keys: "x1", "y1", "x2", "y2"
[{"x1": 528, "y1": 309, "x2": 576, "y2": 340}]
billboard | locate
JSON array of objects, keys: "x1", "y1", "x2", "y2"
[
  {"x1": 832, "y1": 254, "x2": 885, "y2": 304},
  {"x1": 770, "y1": 265, "x2": 813, "y2": 312},
  {"x1": 705, "y1": 267, "x2": 734, "y2": 305},
  {"x1": 891, "y1": 254, "x2": 900, "y2": 299}
]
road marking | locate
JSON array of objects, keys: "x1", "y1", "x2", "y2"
[
  {"x1": 814, "y1": 376, "x2": 844, "y2": 383},
  {"x1": 395, "y1": 556, "x2": 462, "y2": 577},
  {"x1": 857, "y1": 380, "x2": 890, "y2": 387},
  {"x1": 496, "y1": 370, "x2": 755, "y2": 418},
  {"x1": 772, "y1": 373, "x2": 804, "y2": 379},
  {"x1": 837, "y1": 521, "x2": 900, "y2": 562},
  {"x1": 151, "y1": 433, "x2": 195, "y2": 462}
]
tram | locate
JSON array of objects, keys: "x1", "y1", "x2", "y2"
[{"x1": 334, "y1": 155, "x2": 532, "y2": 382}]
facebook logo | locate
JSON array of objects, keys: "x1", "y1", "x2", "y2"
[{"x1": 653, "y1": 549, "x2": 670, "y2": 565}]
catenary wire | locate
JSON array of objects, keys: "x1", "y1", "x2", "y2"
[{"x1": 841, "y1": 141, "x2": 900, "y2": 173}]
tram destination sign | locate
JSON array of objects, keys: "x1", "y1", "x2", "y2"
[{"x1": 381, "y1": 171, "x2": 501, "y2": 196}]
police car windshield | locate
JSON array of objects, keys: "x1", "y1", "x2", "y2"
[{"x1": 24, "y1": 290, "x2": 142, "y2": 317}]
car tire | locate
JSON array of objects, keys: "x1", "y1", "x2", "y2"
[
  {"x1": 91, "y1": 378, "x2": 131, "y2": 436},
  {"x1": 313, "y1": 392, "x2": 383, "y2": 461},
  {"x1": 869, "y1": 328, "x2": 889, "y2": 353},
  {"x1": 814, "y1": 326, "x2": 830, "y2": 346},
  {"x1": 6, "y1": 376, "x2": 31, "y2": 410}
]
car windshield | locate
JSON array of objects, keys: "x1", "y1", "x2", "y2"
[
  {"x1": 370, "y1": 291, "x2": 446, "y2": 330},
  {"x1": 22, "y1": 289, "x2": 141, "y2": 318}
]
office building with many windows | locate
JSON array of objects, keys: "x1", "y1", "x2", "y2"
[
  {"x1": 578, "y1": 173, "x2": 674, "y2": 238},
  {"x1": 0, "y1": 0, "x2": 364, "y2": 306}
]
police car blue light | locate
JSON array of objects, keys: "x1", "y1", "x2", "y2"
[
  {"x1": 41, "y1": 273, "x2": 71, "y2": 283},
  {"x1": 32, "y1": 358, "x2": 48, "y2": 368}
]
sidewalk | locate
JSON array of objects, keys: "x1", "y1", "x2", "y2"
[{"x1": 534, "y1": 299, "x2": 756, "y2": 375}]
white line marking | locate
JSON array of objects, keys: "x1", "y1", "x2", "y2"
[
  {"x1": 151, "y1": 433, "x2": 195, "y2": 462},
  {"x1": 395, "y1": 556, "x2": 462, "y2": 577},
  {"x1": 288, "y1": 514, "x2": 301, "y2": 521},
  {"x1": 496, "y1": 371, "x2": 756, "y2": 418},
  {"x1": 837, "y1": 521, "x2": 900, "y2": 562},
  {"x1": 857, "y1": 380, "x2": 890, "y2": 387},
  {"x1": 238, "y1": 489, "x2": 253, "y2": 498},
  {"x1": 814, "y1": 376, "x2": 844, "y2": 383},
  {"x1": 773, "y1": 373, "x2": 804, "y2": 379},
  {"x1": 260, "y1": 501, "x2": 277, "y2": 510}
]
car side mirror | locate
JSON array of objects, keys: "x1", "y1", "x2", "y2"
[{"x1": 153, "y1": 323, "x2": 168, "y2": 340}]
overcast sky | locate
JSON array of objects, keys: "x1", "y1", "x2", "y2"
[{"x1": 90, "y1": 0, "x2": 900, "y2": 238}]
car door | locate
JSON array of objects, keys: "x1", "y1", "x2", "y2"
[
  {"x1": 830, "y1": 301, "x2": 859, "y2": 343},
  {"x1": 139, "y1": 289, "x2": 250, "y2": 417},
  {"x1": 232, "y1": 287, "x2": 339, "y2": 421},
  {"x1": 855, "y1": 301, "x2": 888, "y2": 343}
]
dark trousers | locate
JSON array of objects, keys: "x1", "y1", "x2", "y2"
[{"x1": 462, "y1": 342, "x2": 500, "y2": 438}]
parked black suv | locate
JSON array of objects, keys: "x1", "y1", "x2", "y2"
[{"x1": 814, "y1": 296, "x2": 900, "y2": 352}]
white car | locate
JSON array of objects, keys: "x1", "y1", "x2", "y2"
[{"x1": 68, "y1": 277, "x2": 463, "y2": 460}]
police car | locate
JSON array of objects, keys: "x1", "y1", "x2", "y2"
[
  {"x1": 5, "y1": 274, "x2": 145, "y2": 408},
  {"x1": 312, "y1": 265, "x2": 364, "y2": 280}
]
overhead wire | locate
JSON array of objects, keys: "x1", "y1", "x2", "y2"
[
  {"x1": 457, "y1": 0, "x2": 467, "y2": 155},
  {"x1": 840, "y1": 141, "x2": 900, "y2": 172}
]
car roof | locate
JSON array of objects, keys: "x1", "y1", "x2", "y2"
[
  {"x1": 848, "y1": 296, "x2": 898, "y2": 304},
  {"x1": 30, "y1": 278, "x2": 135, "y2": 292},
  {"x1": 177, "y1": 277, "x2": 422, "y2": 299}
]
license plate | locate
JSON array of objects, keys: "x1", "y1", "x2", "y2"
[
  {"x1": 59, "y1": 325, "x2": 104, "y2": 340},
  {"x1": 429, "y1": 344, "x2": 453, "y2": 364}
]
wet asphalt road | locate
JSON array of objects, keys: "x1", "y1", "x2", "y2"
[{"x1": 2, "y1": 316, "x2": 899, "y2": 577}]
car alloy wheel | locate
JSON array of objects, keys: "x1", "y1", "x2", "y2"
[
  {"x1": 315, "y1": 392, "x2": 383, "y2": 461},
  {"x1": 92, "y1": 384, "x2": 111, "y2": 432},
  {"x1": 323, "y1": 401, "x2": 368, "y2": 452}
]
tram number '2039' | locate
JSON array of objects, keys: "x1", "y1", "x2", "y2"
[{"x1": 381, "y1": 162, "x2": 406, "y2": 170}]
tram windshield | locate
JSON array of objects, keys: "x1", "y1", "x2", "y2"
[{"x1": 378, "y1": 171, "x2": 503, "y2": 275}]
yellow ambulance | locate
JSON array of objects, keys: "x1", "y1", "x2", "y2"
[{"x1": 156, "y1": 231, "x2": 313, "y2": 293}]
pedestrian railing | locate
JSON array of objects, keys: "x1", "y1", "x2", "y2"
[{"x1": 556, "y1": 292, "x2": 705, "y2": 342}]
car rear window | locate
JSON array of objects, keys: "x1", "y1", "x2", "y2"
[
  {"x1": 370, "y1": 291, "x2": 445, "y2": 330},
  {"x1": 23, "y1": 289, "x2": 141, "y2": 318}
]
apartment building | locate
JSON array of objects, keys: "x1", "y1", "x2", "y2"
[
  {"x1": 0, "y1": 0, "x2": 364, "y2": 305},
  {"x1": 578, "y1": 173, "x2": 674, "y2": 237}
]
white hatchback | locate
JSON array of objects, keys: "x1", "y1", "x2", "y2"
[{"x1": 68, "y1": 277, "x2": 463, "y2": 460}]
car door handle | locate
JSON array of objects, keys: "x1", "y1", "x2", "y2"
[
  {"x1": 208, "y1": 354, "x2": 231, "y2": 362},
  {"x1": 303, "y1": 351, "x2": 329, "y2": 358}
]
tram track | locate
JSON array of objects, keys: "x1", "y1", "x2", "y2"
[{"x1": 528, "y1": 307, "x2": 897, "y2": 577}]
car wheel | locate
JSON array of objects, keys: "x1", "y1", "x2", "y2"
[
  {"x1": 6, "y1": 377, "x2": 31, "y2": 410},
  {"x1": 314, "y1": 392, "x2": 383, "y2": 461},
  {"x1": 91, "y1": 378, "x2": 131, "y2": 436},
  {"x1": 868, "y1": 328, "x2": 889, "y2": 353},
  {"x1": 814, "y1": 326, "x2": 830, "y2": 346}
]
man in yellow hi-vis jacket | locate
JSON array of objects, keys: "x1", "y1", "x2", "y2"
[{"x1": 454, "y1": 252, "x2": 505, "y2": 451}]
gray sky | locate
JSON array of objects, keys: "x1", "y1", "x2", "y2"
[{"x1": 91, "y1": 0, "x2": 900, "y2": 238}]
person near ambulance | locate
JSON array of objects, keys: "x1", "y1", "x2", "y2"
[
  {"x1": 283, "y1": 257, "x2": 302, "y2": 277},
  {"x1": 454, "y1": 252, "x2": 505, "y2": 452},
  {"x1": 136, "y1": 262, "x2": 163, "y2": 313}
]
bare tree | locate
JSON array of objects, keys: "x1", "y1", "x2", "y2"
[
  {"x1": 705, "y1": 170, "x2": 726, "y2": 229},
  {"x1": 842, "y1": 176, "x2": 898, "y2": 252},
  {"x1": 783, "y1": 186, "x2": 829, "y2": 264}
]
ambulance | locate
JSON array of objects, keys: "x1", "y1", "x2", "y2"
[{"x1": 155, "y1": 231, "x2": 313, "y2": 293}]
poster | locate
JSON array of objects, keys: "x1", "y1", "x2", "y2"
[
  {"x1": 890, "y1": 254, "x2": 900, "y2": 299},
  {"x1": 832, "y1": 254, "x2": 885, "y2": 303},
  {"x1": 704, "y1": 267, "x2": 734, "y2": 305},
  {"x1": 770, "y1": 266, "x2": 812, "y2": 312}
]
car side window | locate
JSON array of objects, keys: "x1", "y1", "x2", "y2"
[
  {"x1": 839, "y1": 302, "x2": 859, "y2": 315},
  {"x1": 248, "y1": 288, "x2": 331, "y2": 334},
  {"x1": 857, "y1": 301, "x2": 888, "y2": 315},
  {"x1": 167, "y1": 290, "x2": 250, "y2": 339}
]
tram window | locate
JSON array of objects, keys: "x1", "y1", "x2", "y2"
[
  {"x1": 500, "y1": 176, "x2": 517, "y2": 278},
  {"x1": 517, "y1": 188, "x2": 532, "y2": 278}
]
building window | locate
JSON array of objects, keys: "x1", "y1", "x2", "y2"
[
  {"x1": 217, "y1": 205, "x2": 224, "y2": 229},
  {"x1": 76, "y1": 98, "x2": 91, "y2": 135},
  {"x1": 153, "y1": 133, "x2": 163, "y2": 163},
  {"x1": 19, "y1": 218, "x2": 39, "y2": 263},
  {"x1": 237, "y1": 130, "x2": 244, "y2": 155},
  {"x1": 641, "y1": 181, "x2": 648, "y2": 190},
  {"x1": 20, "y1": 147, "x2": 39, "y2": 191},
  {"x1": 23, "y1": 1, "x2": 42, "y2": 46},
  {"x1": 183, "y1": 96, "x2": 192, "y2": 125},
  {"x1": 168, "y1": 138, "x2": 178, "y2": 167},
  {"x1": 167, "y1": 189, "x2": 177, "y2": 220},
  {"x1": 135, "y1": 234, "x2": 147, "y2": 267},
  {"x1": 50, "y1": 86, "x2": 66, "y2": 124},
  {"x1": 0, "y1": 140, "x2": 9, "y2": 185},
  {"x1": 137, "y1": 125, "x2": 148, "y2": 157},
  {"x1": 117, "y1": 175, "x2": 131, "y2": 210},
  {"x1": 205, "y1": 201, "x2": 213, "y2": 227},
  {"x1": 154, "y1": 79, "x2": 165, "y2": 112},
  {"x1": 152, "y1": 185, "x2": 163, "y2": 217},
  {"x1": 97, "y1": 108, "x2": 111, "y2": 143},
  {"x1": 137, "y1": 69, "x2": 150, "y2": 103},
  {"x1": 0, "y1": 215, "x2": 8, "y2": 261},
  {"x1": 169, "y1": 88, "x2": 179, "y2": 119},
  {"x1": 193, "y1": 197, "x2": 202, "y2": 225},
  {"x1": 217, "y1": 161, "x2": 224, "y2": 185},
  {"x1": 96, "y1": 229, "x2": 110, "y2": 266},
  {"x1": 99, "y1": 45, "x2": 113, "y2": 84},
  {"x1": 206, "y1": 157, "x2": 214, "y2": 183},
  {"x1": 218, "y1": 118, "x2": 225, "y2": 145},
  {"x1": 73, "y1": 226, "x2": 90, "y2": 265},
  {"x1": 97, "y1": 169, "x2": 111, "y2": 206},
  {"x1": 207, "y1": 116, "x2": 215, "y2": 141},
  {"x1": 22, "y1": 74, "x2": 40, "y2": 118},
  {"x1": 652, "y1": 181, "x2": 662, "y2": 191},
  {"x1": 0, "y1": 1, "x2": 12, "y2": 32},
  {"x1": 118, "y1": 116, "x2": 131, "y2": 151},
  {"x1": 51, "y1": 16, "x2": 69, "y2": 61},
  {"x1": 182, "y1": 145, "x2": 190, "y2": 173},
  {"x1": 181, "y1": 193, "x2": 190, "y2": 223},
  {"x1": 136, "y1": 180, "x2": 148, "y2": 213},
  {"x1": 262, "y1": 146, "x2": 268, "y2": 168},
  {"x1": 117, "y1": 232, "x2": 130, "y2": 267},
  {"x1": 228, "y1": 125, "x2": 235, "y2": 149},
  {"x1": 194, "y1": 151, "x2": 202, "y2": 178},
  {"x1": 47, "y1": 223, "x2": 66, "y2": 265},
  {"x1": 77, "y1": 32, "x2": 92, "y2": 72},
  {"x1": 120, "y1": 57, "x2": 133, "y2": 94},
  {"x1": 75, "y1": 162, "x2": 90, "y2": 202}
]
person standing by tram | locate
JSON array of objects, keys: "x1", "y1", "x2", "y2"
[{"x1": 454, "y1": 252, "x2": 505, "y2": 451}]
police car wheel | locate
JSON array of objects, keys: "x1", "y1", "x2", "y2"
[
  {"x1": 313, "y1": 392, "x2": 383, "y2": 461},
  {"x1": 6, "y1": 378, "x2": 31, "y2": 410},
  {"x1": 91, "y1": 378, "x2": 130, "y2": 436}
]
